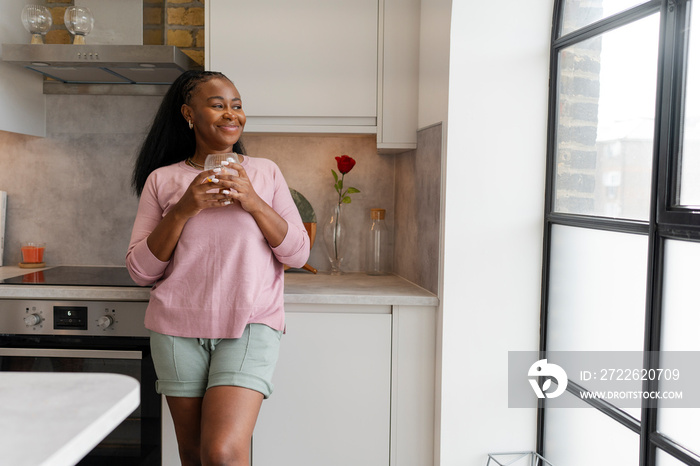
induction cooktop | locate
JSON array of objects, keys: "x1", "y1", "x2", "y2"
[{"x1": 1, "y1": 266, "x2": 145, "y2": 287}]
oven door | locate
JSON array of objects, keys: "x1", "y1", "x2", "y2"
[{"x1": 0, "y1": 335, "x2": 160, "y2": 466}]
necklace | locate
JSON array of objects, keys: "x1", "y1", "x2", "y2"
[{"x1": 186, "y1": 158, "x2": 204, "y2": 170}]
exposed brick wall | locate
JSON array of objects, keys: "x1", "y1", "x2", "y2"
[
  {"x1": 554, "y1": 0, "x2": 603, "y2": 214},
  {"x1": 165, "y1": 1, "x2": 204, "y2": 66},
  {"x1": 143, "y1": 0, "x2": 165, "y2": 46},
  {"x1": 45, "y1": 1, "x2": 73, "y2": 44},
  {"x1": 40, "y1": 0, "x2": 204, "y2": 67},
  {"x1": 555, "y1": 38, "x2": 603, "y2": 214}
]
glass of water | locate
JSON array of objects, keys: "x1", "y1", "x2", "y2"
[{"x1": 203, "y1": 152, "x2": 239, "y2": 173}]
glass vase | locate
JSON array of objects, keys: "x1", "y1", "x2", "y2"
[{"x1": 323, "y1": 203, "x2": 346, "y2": 275}]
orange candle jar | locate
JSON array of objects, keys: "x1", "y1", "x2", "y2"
[{"x1": 20, "y1": 242, "x2": 45, "y2": 264}]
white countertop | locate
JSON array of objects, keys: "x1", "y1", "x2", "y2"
[
  {"x1": 0, "y1": 266, "x2": 439, "y2": 307},
  {"x1": 0, "y1": 265, "x2": 52, "y2": 280},
  {"x1": 0, "y1": 372, "x2": 140, "y2": 466}
]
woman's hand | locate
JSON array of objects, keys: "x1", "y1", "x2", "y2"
[
  {"x1": 171, "y1": 168, "x2": 235, "y2": 219},
  {"x1": 217, "y1": 163, "x2": 266, "y2": 214},
  {"x1": 217, "y1": 163, "x2": 289, "y2": 247}
]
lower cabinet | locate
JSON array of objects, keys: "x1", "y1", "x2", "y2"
[
  {"x1": 253, "y1": 309, "x2": 392, "y2": 465},
  {"x1": 161, "y1": 304, "x2": 435, "y2": 466}
]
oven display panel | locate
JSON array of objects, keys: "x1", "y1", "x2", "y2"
[{"x1": 53, "y1": 306, "x2": 88, "y2": 330}]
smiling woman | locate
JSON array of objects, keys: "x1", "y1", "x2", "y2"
[
  {"x1": 181, "y1": 78, "x2": 247, "y2": 161},
  {"x1": 126, "y1": 70, "x2": 310, "y2": 466},
  {"x1": 131, "y1": 71, "x2": 247, "y2": 196}
]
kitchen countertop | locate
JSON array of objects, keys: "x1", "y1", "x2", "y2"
[
  {"x1": 0, "y1": 266, "x2": 438, "y2": 307},
  {"x1": 0, "y1": 372, "x2": 140, "y2": 466}
]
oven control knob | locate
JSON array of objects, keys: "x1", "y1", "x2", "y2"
[
  {"x1": 97, "y1": 315, "x2": 114, "y2": 329},
  {"x1": 24, "y1": 314, "x2": 42, "y2": 326}
]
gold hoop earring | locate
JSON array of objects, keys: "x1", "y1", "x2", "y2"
[{"x1": 188, "y1": 120, "x2": 193, "y2": 130}]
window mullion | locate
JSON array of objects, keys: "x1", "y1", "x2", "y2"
[{"x1": 639, "y1": 1, "x2": 678, "y2": 465}]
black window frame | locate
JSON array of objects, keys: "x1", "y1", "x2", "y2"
[{"x1": 539, "y1": 1, "x2": 700, "y2": 465}]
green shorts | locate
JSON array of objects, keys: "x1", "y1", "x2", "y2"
[{"x1": 149, "y1": 323, "x2": 282, "y2": 399}]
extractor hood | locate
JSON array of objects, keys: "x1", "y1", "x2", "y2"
[{"x1": 1, "y1": 44, "x2": 197, "y2": 85}]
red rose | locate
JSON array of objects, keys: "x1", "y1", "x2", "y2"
[
  {"x1": 335, "y1": 155, "x2": 356, "y2": 174},
  {"x1": 331, "y1": 154, "x2": 360, "y2": 205}
]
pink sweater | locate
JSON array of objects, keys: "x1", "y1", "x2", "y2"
[{"x1": 126, "y1": 158, "x2": 310, "y2": 339}]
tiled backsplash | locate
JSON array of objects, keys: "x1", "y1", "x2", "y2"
[{"x1": 0, "y1": 94, "x2": 441, "y2": 293}]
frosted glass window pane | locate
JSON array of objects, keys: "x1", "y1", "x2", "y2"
[
  {"x1": 657, "y1": 449, "x2": 694, "y2": 466},
  {"x1": 656, "y1": 406, "x2": 700, "y2": 455},
  {"x1": 560, "y1": 0, "x2": 648, "y2": 36},
  {"x1": 679, "y1": 4, "x2": 700, "y2": 206},
  {"x1": 555, "y1": 15, "x2": 658, "y2": 220},
  {"x1": 657, "y1": 240, "x2": 700, "y2": 455},
  {"x1": 545, "y1": 392, "x2": 639, "y2": 466},
  {"x1": 660, "y1": 240, "x2": 700, "y2": 351},
  {"x1": 547, "y1": 225, "x2": 647, "y2": 351}
]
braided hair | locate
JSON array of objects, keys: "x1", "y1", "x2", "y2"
[{"x1": 132, "y1": 70, "x2": 247, "y2": 196}]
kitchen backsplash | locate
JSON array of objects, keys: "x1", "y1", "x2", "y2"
[{"x1": 0, "y1": 94, "x2": 441, "y2": 293}]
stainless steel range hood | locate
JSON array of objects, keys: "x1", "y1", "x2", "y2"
[{"x1": 1, "y1": 44, "x2": 197, "y2": 85}]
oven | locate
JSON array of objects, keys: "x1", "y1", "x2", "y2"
[{"x1": 0, "y1": 267, "x2": 160, "y2": 465}]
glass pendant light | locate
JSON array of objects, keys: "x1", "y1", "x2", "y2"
[
  {"x1": 21, "y1": 4, "x2": 53, "y2": 45},
  {"x1": 64, "y1": 6, "x2": 94, "y2": 45}
]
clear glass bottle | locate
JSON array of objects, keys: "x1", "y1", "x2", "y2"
[{"x1": 366, "y1": 208, "x2": 389, "y2": 275}]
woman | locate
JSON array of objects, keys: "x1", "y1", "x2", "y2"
[{"x1": 126, "y1": 70, "x2": 310, "y2": 466}]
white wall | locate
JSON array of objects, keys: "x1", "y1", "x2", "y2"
[
  {"x1": 438, "y1": 1, "x2": 554, "y2": 465},
  {"x1": 0, "y1": 0, "x2": 46, "y2": 137}
]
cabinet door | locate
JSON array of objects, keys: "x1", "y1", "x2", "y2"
[
  {"x1": 207, "y1": 0, "x2": 378, "y2": 129},
  {"x1": 377, "y1": 0, "x2": 420, "y2": 152},
  {"x1": 253, "y1": 311, "x2": 391, "y2": 466},
  {"x1": 0, "y1": 0, "x2": 46, "y2": 136}
]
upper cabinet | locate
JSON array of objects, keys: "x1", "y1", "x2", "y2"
[
  {"x1": 207, "y1": 0, "x2": 377, "y2": 132},
  {"x1": 377, "y1": 0, "x2": 420, "y2": 153},
  {"x1": 0, "y1": 0, "x2": 46, "y2": 137},
  {"x1": 206, "y1": 0, "x2": 419, "y2": 152}
]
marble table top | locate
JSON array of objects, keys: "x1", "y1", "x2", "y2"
[{"x1": 0, "y1": 372, "x2": 140, "y2": 466}]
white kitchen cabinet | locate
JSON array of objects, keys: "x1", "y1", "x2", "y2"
[
  {"x1": 389, "y1": 305, "x2": 436, "y2": 466},
  {"x1": 205, "y1": 0, "x2": 420, "y2": 151},
  {"x1": 207, "y1": 0, "x2": 378, "y2": 134},
  {"x1": 377, "y1": 0, "x2": 420, "y2": 153},
  {"x1": 161, "y1": 308, "x2": 392, "y2": 466},
  {"x1": 0, "y1": 0, "x2": 46, "y2": 137},
  {"x1": 161, "y1": 302, "x2": 436, "y2": 466},
  {"x1": 253, "y1": 307, "x2": 392, "y2": 466}
]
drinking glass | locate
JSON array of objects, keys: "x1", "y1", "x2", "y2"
[{"x1": 204, "y1": 152, "x2": 239, "y2": 174}]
